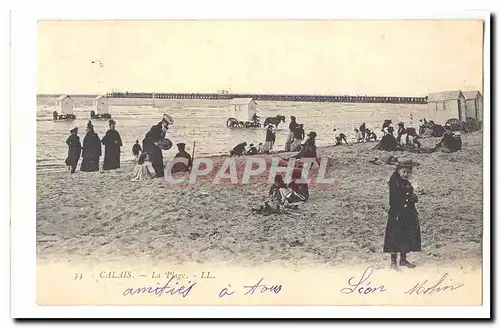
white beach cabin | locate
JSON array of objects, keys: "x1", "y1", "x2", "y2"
[
  {"x1": 56, "y1": 95, "x2": 74, "y2": 115},
  {"x1": 427, "y1": 90, "x2": 466, "y2": 123},
  {"x1": 94, "y1": 95, "x2": 110, "y2": 114},
  {"x1": 229, "y1": 98, "x2": 257, "y2": 122},
  {"x1": 463, "y1": 90, "x2": 483, "y2": 122}
]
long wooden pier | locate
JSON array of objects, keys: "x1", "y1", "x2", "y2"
[{"x1": 106, "y1": 92, "x2": 428, "y2": 104}]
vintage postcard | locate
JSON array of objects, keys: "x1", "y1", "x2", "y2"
[{"x1": 11, "y1": 6, "x2": 490, "y2": 319}]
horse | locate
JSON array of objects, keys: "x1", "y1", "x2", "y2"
[{"x1": 264, "y1": 115, "x2": 286, "y2": 128}]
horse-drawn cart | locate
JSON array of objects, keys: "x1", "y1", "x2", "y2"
[{"x1": 226, "y1": 98, "x2": 261, "y2": 128}]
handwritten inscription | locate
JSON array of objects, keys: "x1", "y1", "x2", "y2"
[
  {"x1": 123, "y1": 277, "x2": 196, "y2": 298},
  {"x1": 340, "y1": 266, "x2": 387, "y2": 294},
  {"x1": 217, "y1": 279, "x2": 282, "y2": 298},
  {"x1": 404, "y1": 273, "x2": 464, "y2": 295},
  {"x1": 243, "y1": 278, "x2": 282, "y2": 296}
]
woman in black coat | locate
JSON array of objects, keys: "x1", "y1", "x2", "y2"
[
  {"x1": 80, "y1": 121, "x2": 102, "y2": 172},
  {"x1": 383, "y1": 159, "x2": 422, "y2": 269},
  {"x1": 142, "y1": 121, "x2": 167, "y2": 178},
  {"x1": 102, "y1": 119, "x2": 123, "y2": 170}
]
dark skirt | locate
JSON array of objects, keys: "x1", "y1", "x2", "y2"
[
  {"x1": 103, "y1": 147, "x2": 121, "y2": 170},
  {"x1": 80, "y1": 156, "x2": 100, "y2": 172},
  {"x1": 383, "y1": 209, "x2": 422, "y2": 253}
]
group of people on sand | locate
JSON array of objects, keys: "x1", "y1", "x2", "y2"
[
  {"x1": 65, "y1": 114, "x2": 193, "y2": 181},
  {"x1": 65, "y1": 119, "x2": 123, "y2": 174},
  {"x1": 130, "y1": 114, "x2": 193, "y2": 181},
  {"x1": 373, "y1": 119, "x2": 463, "y2": 154}
]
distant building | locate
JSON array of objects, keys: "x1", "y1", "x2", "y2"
[
  {"x1": 463, "y1": 90, "x2": 483, "y2": 122},
  {"x1": 427, "y1": 90, "x2": 466, "y2": 123},
  {"x1": 229, "y1": 98, "x2": 257, "y2": 122},
  {"x1": 56, "y1": 95, "x2": 73, "y2": 114},
  {"x1": 94, "y1": 95, "x2": 110, "y2": 114}
]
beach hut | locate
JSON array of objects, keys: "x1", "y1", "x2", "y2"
[
  {"x1": 427, "y1": 90, "x2": 466, "y2": 123},
  {"x1": 56, "y1": 94, "x2": 74, "y2": 115},
  {"x1": 463, "y1": 90, "x2": 483, "y2": 122},
  {"x1": 94, "y1": 95, "x2": 110, "y2": 114},
  {"x1": 229, "y1": 98, "x2": 257, "y2": 122}
]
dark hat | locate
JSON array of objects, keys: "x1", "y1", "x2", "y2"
[
  {"x1": 87, "y1": 121, "x2": 94, "y2": 129},
  {"x1": 291, "y1": 116, "x2": 296, "y2": 120},
  {"x1": 396, "y1": 159, "x2": 420, "y2": 168},
  {"x1": 308, "y1": 131, "x2": 317, "y2": 138},
  {"x1": 177, "y1": 142, "x2": 186, "y2": 149},
  {"x1": 109, "y1": 119, "x2": 116, "y2": 126},
  {"x1": 398, "y1": 122, "x2": 404, "y2": 126},
  {"x1": 70, "y1": 127, "x2": 78, "y2": 133}
]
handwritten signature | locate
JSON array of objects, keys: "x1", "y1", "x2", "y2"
[
  {"x1": 122, "y1": 277, "x2": 196, "y2": 298},
  {"x1": 404, "y1": 273, "x2": 464, "y2": 295},
  {"x1": 340, "y1": 265, "x2": 387, "y2": 294}
]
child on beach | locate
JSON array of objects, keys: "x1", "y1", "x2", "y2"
[
  {"x1": 130, "y1": 152, "x2": 156, "y2": 181},
  {"x1": 132, "y1": 140, "x2": 142, "y2": 163}
]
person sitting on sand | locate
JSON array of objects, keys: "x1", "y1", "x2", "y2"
[
  {"x1": 246, "y1": 143, "x2": 258, "y2": 155},
  {"x1": 291, "y1": 124, "x2": 305, "y2": 151},
  {"x1": 355, "y1": 128, "x2": 363, "y2": 142},
  {"x1": 132, "y1": 140, "x2": 142, "y2": 163},
  {"x1": 65, "y1": 127, "x2": 82, "y2": 174},
  {"x1": 171, "y1": 142, "x2": 193, "y2": 173},
  {"x1": 383, "y1": 159, "x2": 421, "y2": 269},
  {"x1": 80, "y1": 121, "x2": 102, "y2": 172},
  {"x1": 396, "y1": 122, "x2": 407, "y2": 144},
  {"x1": 366, "y1": 129, "x2": 378, "y2": 141},
  {"x1": 435, "y1": 131, "x2": 462, "y2": 153},
  {"x1": 270, "y1": 169, "x2": 309, "y2": 208},
  {"x1": 257, "y1": 143, "x2": 263, "y2": 154},
  {"x1": 230, "y1": 142, "x2": 247, "y2": 157},
  {"x1": 374, "y1": 130, "x2": 399, "y2": 151},
  {"x1": 261, "y1": 125, "x2": 276, "y2": 154},
  {"x1": 130, "y1": 152, "x2": 156, "y2": 181},
  {"x1": 334, "y1": 129, "x2": 348, "y2": 145},
  {"x1": 382, "y1": 119, "x2": 393, "y2": 135}
]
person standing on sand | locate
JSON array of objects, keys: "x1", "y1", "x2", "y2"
[
  {"x1": 359, "y1": 123, "x2": 367, "y2": 140},
  {"x1": 65, "y1": 127, "x2": 82, "y2": 174},
  {"x1": 142, "y1": 120, "x2": 169, "y2": 178},
  {"x1": 80, "y1": 121, "x2": 101, "y2": 172},
  {"x1": 291, "y1": 124, "x2": 305, "y2": 151},
  {"x1": 383, "y1": 159, "x2": 422, "y2": 270},
  {"x1": 101, "y1": 119, "x2": 123, "y2": 170},
  {"x1": 294, "y1": 131, "x2": 320, "y2": 167},
  {"x1": 285, "y1": 116, "x2": 298, "y2": 151},
  {"x1": 261, "y1": 125, "x2": 276, "y2": 154}
]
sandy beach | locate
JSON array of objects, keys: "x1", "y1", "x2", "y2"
[{"x1": 36, "y1": 131, "x2": 483, "y2": 269}]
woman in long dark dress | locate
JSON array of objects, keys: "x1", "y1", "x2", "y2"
[
  {"x1": 383, "y1": 159, "x2": 422, "y2": 269},
  {"x1": 102, "y1": 119, "x2": 123, "y2": 170},
  {"x1": 80, "y1": 121, "x2": 102, "y2": 172},
  {"x1": 65, "y1": 127, "x2": 82, "y2": 173},
  {"x1": 142, "y1": 121, "x2": 167, "y2": 178}
]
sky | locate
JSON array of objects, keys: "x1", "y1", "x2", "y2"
[{"x1": 37, "y1": 20, "x2": 484, "y2": 96}]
